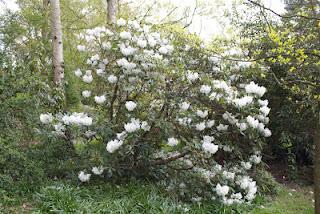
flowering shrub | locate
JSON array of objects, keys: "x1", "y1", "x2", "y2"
[{"x1": 40, "y1": 18, "x2": 272, "y2": 205}]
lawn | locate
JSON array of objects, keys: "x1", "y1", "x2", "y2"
[{"x1": 1, "y1": 181, "x2": 314, "y2": 213}]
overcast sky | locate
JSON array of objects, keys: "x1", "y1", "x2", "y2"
[{"x1": 0, "y1": 0, "x2": 285, "y2": 41}]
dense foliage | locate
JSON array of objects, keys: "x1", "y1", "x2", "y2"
[
  {"x1": 231, "y1": 0, "x2": 320, "y2": 177},
  {"x1": 0, "y1": 0, "x2": 317, "y2": 211},
  {"x1": 37, "y1": 18, "x2": 275, "y2": 204}
]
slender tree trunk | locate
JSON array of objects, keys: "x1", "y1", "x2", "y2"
[
  {"x1": 107, "y1": 0, "x2": 116, "y2": 24},
  {"x1": 309, "y1": 1, "x2": 320, "y2": 212},
  {"x1": 315, "y1": 111, "x2": 320, "y2": 213},
  {"x1": 50, "y1": 0, "x2": 64, "y2": 85},
  {"x1": 42, "y1": 0, "x2": 49, "y2": 40}
]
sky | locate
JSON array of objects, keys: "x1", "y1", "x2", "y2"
[{"x1": 0, "y1": 0, "x2": 285, "y2": 41}]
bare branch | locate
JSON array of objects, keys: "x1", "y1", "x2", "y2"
[
  {"x1": 246, "y1": 0, "x2": 320, "y2": 21},
  {"x1": 152, "y1": 150, "x2": 190, "y2": 165}
]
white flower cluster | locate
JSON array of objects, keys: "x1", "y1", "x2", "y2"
[
  {"x1": 167, "y1": 137, "x2": 179, "y2": 146},
  {"x1": 105, "y1": 118, "x2": 150, "y2": 154},
  {"x1": 78, "y1": 171, "x2": 91, "y2": 182},
  {"x1": 92, "y1": 166, "x2": 104, "y2": 175},
  {"x1": 40, "y1": 112, "x2": 93, "y2": 136},
  {"x1": 62, "y1": 113, "x2": 93, "y2": 126},
  {"x1": 124, "y1": 118, "x2": 142, "y2": 133},
  {"x1": 180, "y1": 102, "x2": 190, "y2": 111},
  {"x1": 82, "y1": 90, "x2": 91, "y2": 98},
  {"x1": 201, "y1": 135, "x2": 218, "y2": 154},
  {"x1": 245, "y1": 81, "x2": 266, "y2": 97},
  {"x1": 106, "y1": 139, "x2": 123, "y2": 153},
  {"x1": 41, "y1": 18, "x2": 273, "y2": 205},
  {"x1": 40, "y1": 113, "x2": 53, "y2": 124},
  {"x1": 94, "y1": 95, "x2": 106, "y2": 104},
  {"x1": 186, "y1": 71, "x2": 199, "y2": 82},
  {"x1": 125, "y1": 101, "x2": 137, "y2": 111}
]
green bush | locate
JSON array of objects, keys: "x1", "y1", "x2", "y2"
[
  {"x1": 30, "y1": 137, "x2": 85, "y2": 179},
  {"x1": 0, "y1": 139, "x2": 45, "y2": 199}
]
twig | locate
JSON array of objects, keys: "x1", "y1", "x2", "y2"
[
  {"x1": 246, "y1": 0, "x2": 320, "y2": 21},
  {"x1": 152, "y1": 150, "x2": 190, "y2": 165}
]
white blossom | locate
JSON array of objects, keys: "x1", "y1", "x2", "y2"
[
  {"x1": 258, "y1": 99, "x2": 269, "y2": 106},
  {"x1": 107, "y1": 75, "x2": 118, "y2": 83},
  {"x1": 128, "y1": 20, "x2": 140, "y2": 30},
  {"x1": 106, "y1": 139, "x2": 123, "y2": 153},
  {"x1": 196, "y1": 110, "x2": 208, "y2": 118},
  {"x1": 238, "y1": 122, "x2": 247, "y2": 131},
  {"x1": 241, "y1": 161, "x2": 252, "y2": 170},
  {"x1": 78, "y1": 171, "x2": 91, "y2": 182},
  {"x1": 223, "y1": 171, "x2": 235, "y2": 180},
  {"x1": 116, "y1": 131, "x2": 127, "y2": 141},
  {"x1": 216, "y1": 124, "x2": 228, "y2": 131},
  {"x1": 74, "y1": 69, "x2": 82, "y2": 77},
  {"x1": 120, "y1": 45, "x2": 136, "y2": 56},
  {"x1": 263, "y1": 128, "x2": 272, "y2": 137},
  {"x1": 245, "y1": 81, "x2": 266, "y2": 97},
  {"x1": 117, "y1": 18, "x2": 126, "y2": 27},
  {"x1": 124, "y1": 118, "x2": 141, "y2": 133},
  {"x1": 94, "y1": 95, "x2": 106, "y2": 104},
  {"x1": 148, "y1": 37, "x2": 157, "y2": 47},
  {"x1": 102, "y1": 42, "x2": 112, "y2": 50},
  {"x1": 82, "y1": 90, "x2": 91, "y2": 98},
  {"x1": 233, "y1": 96, "x2": 253, "y2": 108},
  {"x1": 195, "y1": 122, "x2": 206, "y2": 131},
  {"x1": 206, "y1": 120, "x2": 215, "y2": 128},
  {"x1": 180, "y1": 102, "x2": 190, "y2": 111},
  {"x1": 125, "y1": 101, "x2": 137, "y2": 111},
  {"x1": 137, "y1": 39, "x2": 147, "y2": 48},
  {"x1": 167, "y1": 137, "x2": 179, "y2": 146},
  {"x1": 159, "y1": 46, "x2": 168, "y2": 55},
  {"x1": 96, "y1": 69, "x2": 105, "y2": 76},
  {"x1": 62, "y1": 112, "x2": 92, "y2": 126},
  {"x1": 186, "y1": 71, "x2": 199, "y2": 82},
  {"x1": 202, "y1": 141, "x2": 218, "y2": 154},
  {"x1": 216, "y1": 184, "x2": 229, "y2": 196},
  {"x1": 83, "y1": 74, "x2": 93, "y2": 83},
  {"x1": 246, "y1": 116, "x2": 259, "y2": 129},
  {"x1": 200, "y1": 85, "x2": 211, "y2": 95},
  {"x1": 119, "y1": 31, "x2": 132, "y2": 40},
  {"x1": 202, "y1": 135, "x2": 215, "y2": 143},
  {"x1": 90, "y1": 54, "x2": 100, "y2": 62},
  {"x1": 40, "y1": 113, "x2": 53, "y2": 124},
  {"x1": 92, "y1": 166, "x2": 104, "y2": 175},
  {"x1": 260, "y1": 106, "x2": 270, "y2": 116},
  {"x1": 250, "y1": 155, "x2": 262, "y2": 164},
  {"x1": 117, "y1": 58, "x2": 136, "y2": 70}
]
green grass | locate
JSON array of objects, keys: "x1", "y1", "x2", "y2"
[
  {"x1": 0, "y1": 181, "x2": 314, "y2": 214},
  {"x1": 250, "y1": 185, "x2": 314, "y2": 214}
]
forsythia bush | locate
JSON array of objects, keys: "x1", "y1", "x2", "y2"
[{"x1": 40, "y1": 18, "x2": 272, "y2": 205}]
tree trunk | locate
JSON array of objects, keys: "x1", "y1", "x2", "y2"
[
  {"x1": 50, "y1": 0, "x2": 64, "y2": 86},
  {"x1": 107, "y1": 0, "x2": 116, "y2": 24},
  {"x1": 42, "y1": 0, "x2": 49, "y2": 40},
  {"x1": 309, "y1": 0, "x2": 319, "y2": 211},
  {"x1": 315, "y1": 110, "x2": 320, "y2": 213}
]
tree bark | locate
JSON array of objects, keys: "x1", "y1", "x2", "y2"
[
  {"x1": 42, "y1": 0, "x2": 49, "y2": 40},
  {"x1": 315, "y1": 110, "x2": 320, "y2": 213},
  {"x1": 107, "y1": 0, "x2": 116, "y2": 24},
  {"x1": 309, "y1": 1, "x2": 320, "y2": 212},
  {"x1": 50, "y1": 0, "x2": 64, "y2": 85}
]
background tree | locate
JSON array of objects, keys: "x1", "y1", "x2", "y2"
[
  {"x1": 50, "y1": 0, "x2": 64, "y2": 86},
  {"x1": 107, "y1": 0, "x2": 116, "y2": 24},
  {"x1": 236, "y1": 0, "x2": 319, "y2": 211}
]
